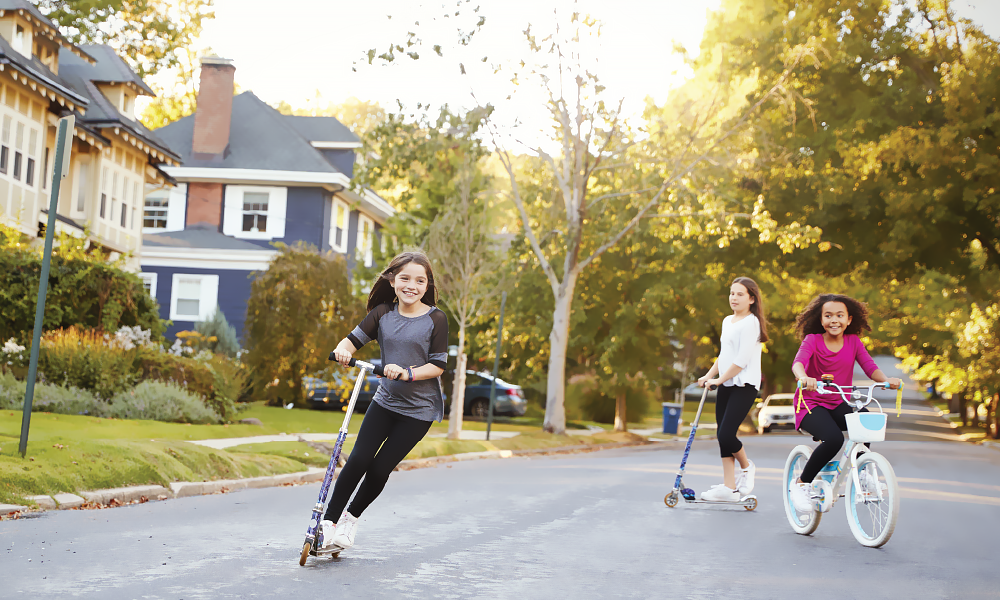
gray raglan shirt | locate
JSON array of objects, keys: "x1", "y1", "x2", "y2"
[{"x1": 347, "y1": 303, "x2": 449, "y2": 422}]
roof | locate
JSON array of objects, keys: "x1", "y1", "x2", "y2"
[
  {"x1": 0, "y1": 0, "x2": 95, "y2": 62},
  {"x1": 143, "y1": 227, "x2": 269, "y2": 251},
  {"x1": 283, "y1": 116, "x2": 359, "y2": 145},
  {"x1": 0, "y1": 32, "x2": 89, "y2": 107},
  {"x1": 58, "y1": 46, "x2": 180, "y2": 163},
  {"x1": 70, "y1": 45, "x2": 155, "y2": 95},
  {"x1": 155, "y1": 92, "x2": 348, "y2": 173}
]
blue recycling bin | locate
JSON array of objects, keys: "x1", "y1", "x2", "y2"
[{"x1": 662, "y1": 402, "x2": 683, "y2": 434}]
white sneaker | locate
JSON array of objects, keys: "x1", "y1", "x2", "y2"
[
  {"x1": 789, "y1": 481, "x2": 814, "y2": 513},
  {"x1": 319, "y1": 519, "x2": 337, "y2": 549},
  {"x1": 737, "y1": 460, "x2": 756, "y2": 495},
  {"x1": 331, "y1": 511, "x2": 359, "y2": 549},
  {"x1": 700, "y1": 485, "x2": 740, "y2": 502}
]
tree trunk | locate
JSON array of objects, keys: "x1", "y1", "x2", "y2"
[
  {"x1": 543, "y1": 277, "x2": 576, "y2": 434},
  {"x1": 447, "y1": 324, "x2": 468, "y2": 440},
  {"x1": 614, "y1": 391, "x2": 628, "y2": 432}
]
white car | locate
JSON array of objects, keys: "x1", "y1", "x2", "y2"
[{"x1": 755, "y1": 393, "x2": 797, "y2": 434}]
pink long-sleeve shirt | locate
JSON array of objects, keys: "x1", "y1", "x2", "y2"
[{"x1": 792, "y1": 334, "x2": 879, "y2": 428}]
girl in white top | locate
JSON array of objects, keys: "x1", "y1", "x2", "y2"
[{"x1": 696, "y1": 276, "x2": 770, "y2": 502}]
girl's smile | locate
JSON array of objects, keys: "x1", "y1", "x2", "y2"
[
  {"x1": 821, "y1": 301, "x2": 852, "y2": 337},
  {"x1": 391, "y1": 263, "x2": 429, "y2": 306}
]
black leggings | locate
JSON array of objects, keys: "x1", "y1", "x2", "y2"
[
  {"x1": 716, "y1": 384, "x2": 758, "y2": 458},
  {"x1": 324, "y1": 402, "x2": 432, "y2": 520},
  {"x1": 798, "y1": 403, "x2": 868, "y2": 483}
]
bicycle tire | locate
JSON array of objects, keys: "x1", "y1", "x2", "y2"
[
  {"x1": 846, "y1": 451, "x2": 899, "y2": 548},
  {"x1": 782, "y1": 445, "x2": 821, "y2": 535}
]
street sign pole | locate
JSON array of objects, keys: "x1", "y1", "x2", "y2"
[
  {"x1": 19, "y1": 115, "x2": 74, "y2": 458},
  {"x1": 485, "y1": 291, "x2": 507, "y2": 442}
]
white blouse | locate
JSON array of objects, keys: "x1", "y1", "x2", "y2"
[{"x1": 718, "y1": 314, "x2": 762, "y2": 390}]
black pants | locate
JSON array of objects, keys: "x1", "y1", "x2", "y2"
[
  {"x1": 798, "y1": 403, "x2": 869, "y2": 483},
  {"x1": 324, "y1": 402, "x2": 432, "y2": 520},
  {"x1": 716, "y1": 384, "x2": 758, "y2": 458}
]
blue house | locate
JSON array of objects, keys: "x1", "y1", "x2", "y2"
[{"x1": 139, "y1": 57, "x2": 393, "y2": 339}]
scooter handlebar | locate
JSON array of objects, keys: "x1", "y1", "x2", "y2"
[{"x1": 328, "y1": 351, "x2": 386, "y2": 377}]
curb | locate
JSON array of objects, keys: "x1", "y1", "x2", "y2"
[
  {"x1": 982, "y1": 440, "x2": 1000, "y2": 452},
  {"x1": 6, "y1": 440, "x2": 655, "y2": 515}
]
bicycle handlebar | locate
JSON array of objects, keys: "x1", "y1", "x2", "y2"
[{"x1": 798, "y1": 380, "x2": 904, "y2": 415}]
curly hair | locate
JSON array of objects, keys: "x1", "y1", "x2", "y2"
[{"x1": 794, "y1": 294, "x2": 871, "y2": 340}]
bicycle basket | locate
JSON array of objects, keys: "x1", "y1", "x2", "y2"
[{"x1": 845, "y1": 412, "x2": 887, "y2": 443}]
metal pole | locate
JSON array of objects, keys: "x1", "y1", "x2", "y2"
[
  {"x1": 19, "y1": 116, "x2": 73, "y2": 458},
  {"x1": 486, "y1": 291, "x2": 507, "y2": 441}
]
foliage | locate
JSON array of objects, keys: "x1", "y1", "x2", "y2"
[
  {"x1": 0, "y1": 225, "x2": 162, "y2": 343},
  {"x1": 244, "y1": 242, "x2": 362, "y2": 407},
  {"x1": 36, "y1": 328, "x2": 139, "y2": 399},
  {"x1": 192, "y1": 307, "x2": 241, "y2": 357},
  {"x1": 105, "y1": 381, "x2": 221, "y2": 424},
  {"x1": 38, "y1": 0, "x2": 215, "y2": 79}
]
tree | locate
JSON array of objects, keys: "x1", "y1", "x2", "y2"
[
  {"x1": 426, "y1": 150, "x2": 502, "y2": 439},
  {"x1": 39, "y1": 0, "x2": 215, "y2": 79},
  {"x1": 487, "y1": 15, "x2": 819, "y2": 433},
  {"x1": 243, "y1": 243, "x2": 362, "y2": 406},
  {"x1": 195, "y1": 305, "x2": 240, "y2": 357}
]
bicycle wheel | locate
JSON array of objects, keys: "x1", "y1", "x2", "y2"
[
  {"x1": 782, "y1": 445, "x2": 821, "y2": 535},
  {"x1": 846, "y1": 451, "x2": 899, "y2": 548}
]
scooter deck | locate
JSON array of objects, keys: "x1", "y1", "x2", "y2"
[
  {"x1": 684, "y1": 494, "x2": 758, "y2": 506},
  {"x1": 311, "y1": 541, "x2": 346, "y2": 556}
]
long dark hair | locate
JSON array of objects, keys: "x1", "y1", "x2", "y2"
[
  {"x1": 794, "y1": 294, "x2": 871, "y2": 340},
  {"x1": 732, "y1": 276, "x2": 770, "y2": 343},
  {"x1": 367, "y1": 251, "x2": 438, "y2": 312}
]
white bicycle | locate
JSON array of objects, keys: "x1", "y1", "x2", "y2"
[{"x1": 782, "y1": 380, "x2": 901, "y2": 548}]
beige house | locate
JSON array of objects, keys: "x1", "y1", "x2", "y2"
[{"x1": 0, "y1": 0, "x2": 179, "y2": 269}]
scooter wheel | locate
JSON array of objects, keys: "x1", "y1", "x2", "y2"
[
  {"x1": 665, "y1": 492, "x2": 679, "y2": 508},
  {"x1": 299, "y1": 541, "x2": 312, "y2": 566},
  {"x1": 744, "y1": 497, "x2": 758, "y2": 511}
]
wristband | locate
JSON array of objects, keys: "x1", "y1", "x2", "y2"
[{"x1": 406, "y1": 366, "x2": 414, "y2": 382}]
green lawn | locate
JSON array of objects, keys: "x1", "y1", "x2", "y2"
[{"x1": 0, "y1": 405, "x2": 646, "y2": 507}]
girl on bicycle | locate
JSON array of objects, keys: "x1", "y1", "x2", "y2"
[
  {"x1": 696, "y1": 276, "x2": 768, "y2": 501},
  {"x1": 788, "y1": 294, "x2": 901, "y2": 512},
  {"x1": 320, "y1": 251, "x2": 449, "y2": 551}
]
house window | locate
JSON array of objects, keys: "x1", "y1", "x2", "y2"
[
  {"x1": 169, "y1": 274, "x2": 219, "y2": 322},
  {"x1": 144, "y1": 197, "x2": 168, "y2": 229},
  {"x1": 330, "y1": 198, "x2": 349, "y2": 252},
  {"x1": 222, "y1": 185, "x2": 286, "y2": 240},
  {"x1": 241, "y1": 191, "x2": 268, "y2": 233},
  {"x1": 0, "y1": 116, "x2": 9, "y2": 174},
  {"x1": 138, "y1": 273, "x2": 157, "y2": 297},
  {"x1": 13, "y1": 25, "x2": 24, "y2": 55},
  {"x1": 42, "y1": 147, "x2": 48, "y2": 190},
  {"x1": 120, "y1": 203, "x2": 127, "y2": 227},
  {"x1": 25, "y1": 157, "x2": 34, "y2": 186},
  {"x1": 13, "y1": 152, "x2": 21, "y2": 180},
  {"x1": 357, "y1": 214, "x2": 374, "y2": 267},
  {"x1": 100, "y1": 166, "x2": 108, "y2": 218},
  {"x1": 75, "y1": 160, "x2": 89, "y2": 212}
]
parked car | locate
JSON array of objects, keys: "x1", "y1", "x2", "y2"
[
  {"x1": 682, "y1": 382, "x2": 718, "y2": 403},
  {"x1": 754, "y1": 393, "x2": 796, "y2": 434},
  {"x1": 442, "y1": 370, "x2": 527, "y2": 417}
]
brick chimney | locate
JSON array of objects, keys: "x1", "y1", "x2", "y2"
[{"x1": 191, "y1": 56, "x2": 235, "y2": 160}]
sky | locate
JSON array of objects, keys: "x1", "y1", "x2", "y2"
[{"x1": 172, "y1": 0, "x2": 1000, "y2": 142}]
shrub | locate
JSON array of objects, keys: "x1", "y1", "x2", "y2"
[
  {"x1": 0, "y1": 226, "x2": 162, "y2": 342},
  {"x1": 0, "y1": 370, "x2": 101, "y2": 415},
  {"x1": 205, "y1": 354, "x2": 249, "y2": 420},
  {"x1": 105, "y1": 381, "x2": 221, "y2": 424},
  {"x1": 37, "y1": 328, "x2": 137, "y2": 399},
  {"x1": 195, "y1": 307, "x2": 241, "y2": 357},
  {"x1": 568, "y1": 383, "x2": 658, "y2": 425},
  {"x1": 135, "y1": 346, "x2": 215, "y2": 400}
]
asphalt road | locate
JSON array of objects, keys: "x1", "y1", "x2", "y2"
[{"x1": 1, "y1": 395, "x2": 997, "y2": 600}]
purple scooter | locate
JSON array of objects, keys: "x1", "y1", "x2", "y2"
[{"x1": 299, "y1": 355, "x2": 384, "y2": 566}]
